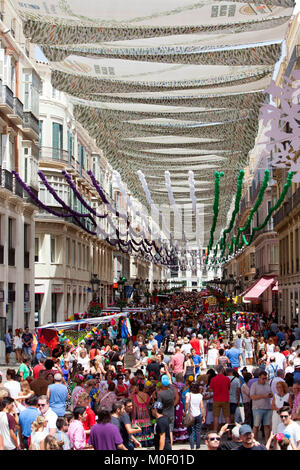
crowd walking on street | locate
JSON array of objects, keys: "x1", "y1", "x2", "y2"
[{"x1": 0, "y1": 291, "x2": 300, "y2": 451}]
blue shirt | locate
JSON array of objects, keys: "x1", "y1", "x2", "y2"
[
  {"x1": 276, "y1": 332, "x2": 285, "y2": 345},
  {"x1": 155, "y1": 334, "x2": 164, "y2": 347},
  {"x1": 54, "y1": 431, "x2": 71, "y2": 450},
  {"x1": 4, "y1": 333, "x2": 12, "y2": 348},
  {"x1": 48, "y1": 383, "x2": 68, "y2": 417},
  {"x1": 225, "y1": 348, "x2": 241, "y2": 368},
  {"x1": 294, "y1": 371, "x2": 300, "y2": 383},
  {"x1": 19, "y1": 407, "x2": 40, "y2": 437},
  {"x1": 192, "y1": 355, "x2": 202, "y2": 373}
]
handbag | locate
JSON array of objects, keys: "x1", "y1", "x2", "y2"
[{"x1": 182, "y1": 394, "x2": 195, "y2": 428}]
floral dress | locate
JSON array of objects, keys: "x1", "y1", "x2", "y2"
[
  {"x1": 174, "y1": 382, "x2": 188, "y2": 442},
  {"x1": 131, "y1": 392, "x2": 154, "y2": 447}
]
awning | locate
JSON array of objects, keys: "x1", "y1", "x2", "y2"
[
  {"x1": 240, "y1": 281, "x2": 257, "y2": 297},
  {"x1": 244, "y1": 277, "x2": 275, "y2": 301},
  {"x1": 272, "y1": 281, "x2": 279, "y2": 292}
]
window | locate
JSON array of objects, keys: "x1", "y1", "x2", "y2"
[
  {"x1": 39, "y1": 175, "x2": 69, "y2": 206},
  {"x1": 8, "y1": 218, "x2": 13, "y2": 249},
  {"x1": 67, "y1": 130, "x2": 73, "y2": 163},
  {"x1": 39, "y1": 120, "x2": 43, "y2": 148},
  {"x1": 270, "y1": 245, "x2": 279, "y2": 265},
  {"x1": 66, "y1": 238, "x2": 70, "y2": 265},
  {"x1": 51, "y1": 293, "x2": 57, "y2": 323},
  {"x1": 72, "y1": 240, "x2": 76, "y2": 266},
  {"x1": 35, "y1": 237, "x2": 39, "y2": 262},
  {"x1": 78, "y1": 243, "x2": 81, "y2": 268},
  {"x1": 52, "y1": 122, "x2": 63, "y2": 159},
  {"x1": 51, "y1": 237, "x2": 56, "y2": 263},
  {"x1": 23, "y1": 70, "x2": 40, "y2": 117}
]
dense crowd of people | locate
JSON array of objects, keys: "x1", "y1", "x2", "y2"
[{"x1": 0, "y1": 291, "x2": 300, "y2": 451}]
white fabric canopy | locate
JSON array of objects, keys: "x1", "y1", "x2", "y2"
[{"x1": 13, "y1": 0, "x2": 294, "y2": 247}]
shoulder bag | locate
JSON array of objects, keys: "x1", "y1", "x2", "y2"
[{"x1": 182, "y1": 393, "x2": 195, "y2": 428}]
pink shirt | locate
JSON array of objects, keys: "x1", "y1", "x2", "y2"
[
  {"x1": 170, "y1": 352, "x2": 185, "y2": 374},
  {"x1": 292, "y1": 392, "x2": 300, "y2": 418},
  {"x1": 67, "y1": 420, "x2": 86, "y2": 450}
]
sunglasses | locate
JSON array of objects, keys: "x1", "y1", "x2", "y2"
[
  {"x1": 208, "y1": 437, "x2": 220, "y2": 441},
  {"x1": 280, "y1": 415, "x2": 289, "y2": 418}
]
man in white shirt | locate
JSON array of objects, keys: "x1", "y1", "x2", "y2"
[
  {"x1": 3, "y1": 369, "x2": 21, "y2": 399},
  {"x1": 276, "y1": 406, "x2": 300, "y2": 450},
  {"x1": 181, "y1": 338, "x2": 192, "y2": 356},
  {"x1": 37, "y1": 395, "x2": 57, "y2": 435},
  {"x1": 273, "y1": 346, "x2": 286, "y2": 370}
]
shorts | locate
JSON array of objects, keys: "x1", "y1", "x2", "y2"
[
  {"x1": 213, "y1": 401, "x2": 230, "y2": 419},
  {"x1": 245, "y1": 350, "x2": 253, "y2": 359},
  {"x1": 252, "y1": 409, "x2": 272, "y2": 427},
  {"x1": 230, "y1": 403, "x2": 238, "y2": 415},
  {"x1": 5, "y1": 347, "x2": 12, "y2": 354},
  {"x1": 167, "y1": 415, "x2": 175, "y2": 432}
]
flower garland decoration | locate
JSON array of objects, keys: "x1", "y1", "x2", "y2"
[
  {"x1": 61, "y1": 170, "x2": 108, "y2": 219},
  {"x1": 38, "y1": 170, "x2": 97, "y2": 225},
  {"x1": 206, "y1": 171, "x2": 224, "y2": 263},
  {"x1": 241, "y1": 171, "x2": 294, "y2": 246},
  {"x1": 218, "y1": 169, "x2": 245, "y2": 257}
]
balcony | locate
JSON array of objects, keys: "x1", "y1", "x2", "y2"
[
  {"x1": 25, "y1": 185, "x2": 39, "y2": 206},
  {"x1": 273, "y1": 185, "x2": 300, "y2": 227},
  {"x1": 0, "y1": 168, "x2": 26, "y2": 199},
  {"x1": 1, "y1": 169, "x2": 13, "y2": 192},
  {"x1": 8, "y1": 248, "x2": 15, "y2": 266},
  {"x1": 8, "y1": 97, "x2": 24, "y2": 125},
  {"x1": 39, "y1": 146, "x2": 69, "y2": 164},
  {"x1": 23, "y1": 111, "x2": 39, "y2": 140},
  {"x1": 0, "y1": 83, "x2": 14, "y2": 114}
]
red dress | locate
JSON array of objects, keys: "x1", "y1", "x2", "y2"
[{"x1": 82, "y1": 406, "x2": 96, "y2": 443}]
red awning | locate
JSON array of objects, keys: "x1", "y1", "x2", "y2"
[{"x1": 244, "y1": 277, "x2": 275, "y2": 301}]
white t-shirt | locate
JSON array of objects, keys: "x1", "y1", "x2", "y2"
[
  {"x1": 207, "y1": 348, "x2": 218, "y2": 366},
  {"x1": 13, "y1": 336, "x2": 23, "y2": 349},
  {"x1": 181, "y1": 343, "x2": 192, "y2": 355},
  {"x1": 186, "y1": 392, "x2": 203, "y2": 418},
  {"x1": 30, "y1": 429, "x2": 48, "y2": 450},
  {"x1": 273, "y1": 352, "x2": 286, "y2": 369},
  {"x1": 77, "y1": 355, "x2": 90, "y2": 372},
  {"x1": 277, "y1": 420, "x2": 300, "y2": 450},
  {"x1": 0, "y1": 411, "x2": 15, "y2": 450},
  {"x1": 43, "y1": 408, "x2": 58, "y2": 433},
  {"x1": 3, "y1": 380, "x2": 21, "y2": 399}
]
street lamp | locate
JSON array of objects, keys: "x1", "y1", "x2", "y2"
[
  {"x1": 90, "y1": 274, "x2": 100, "y2": 302},
  {"x1": 145, "y1": 279, "x2": 150, "y2": 305},
  {"x1": 226, "y1": 275, "x2": 236, "y2": 342},
  {"x1": 118, "y1": 275, "x2": 127, "y2": 311}
]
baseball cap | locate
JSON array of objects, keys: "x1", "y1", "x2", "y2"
[
  {"x1": 161, "y1": 374, "x2": 170, "y2": 386},
  {"x1": 152, "y1": 401, "x2": 164, "y2": 410},
  {"x1": 239, "y1": 424, "x2": 252, "y2": 435},
  {"x1": 116, "y1": 361, "x2": 123, "y2": 366}
]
